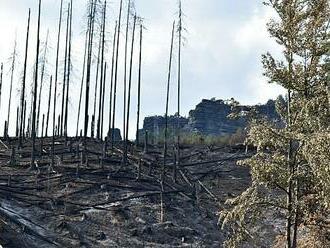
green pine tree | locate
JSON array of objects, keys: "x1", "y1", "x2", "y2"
[{"x1": 220, "y1": 1, "x2": 330, "y2": 247}]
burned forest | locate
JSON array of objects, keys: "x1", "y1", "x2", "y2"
[{"x1": 0, "y1": 0, "x2": 329, "y2": 248}]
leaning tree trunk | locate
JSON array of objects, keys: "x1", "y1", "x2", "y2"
[
  {"x1": 176, "y1": 1, "x2": 182, "y2": 182},
  {"x1": 162, "y1": 21, "x2": 175, "y2": 182}
]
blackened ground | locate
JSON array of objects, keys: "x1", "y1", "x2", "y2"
[{"x1": 0, "y1": 137, "x2": 251, "y2": 247}]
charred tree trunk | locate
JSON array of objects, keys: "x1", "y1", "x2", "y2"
[
  {"x1": 52, "y1": 0, "x2": 64, "y2": 168},
  {"x1": 76, "y1": 23, "x2": 89, "y2": 137},
  {"x1": 176, "y1": 2, "x2": 182, "y2": 182},
  {"x1": 23, "y1": 100, "x2": 27, "y2": 140},
  {"x1": 31, "y1": 0, "x2": 42, "y2": 168},
  {"x1": 108, "y1": 22, "x2": 117, "y2": 139},
  {"x1": 97, "y1": 1, "x2": 107, "y2": 140},
  {"x1": 7, "y1": 39, "x2": 17, "y2": 136},
  {"x1": 40, "y1": 114, "x2": 45, "y2": 155},
  {"x1": 19, "y1": 9, "x2": 31, "y2": 146},
  {"x1": 111, "y1": 0, "x2": 123, "y2": 149},
  {"x1": 45, "y1": 76, "x2": 53, "y2": 137},
  {"x1": 100, "y1": 62, "x2": 107, "y2": 140},
  {"x1": 84, "y1": 0, "x2": 97, "y2": 138},
  {"x1": 123, "y1": 15, "x2": 136, "y2": 165},
  {"x1": 135, "y1": 24, "x2": 143, "y2": 145},
  {"x1": 123, "y1": 0, "x2": 131, "y2": 141},
  {"x1": 92, "y1": 21, "x2": 103, "y2": 139},
  {"x1": 36, "y1": 30, "x2": 49, "y2": 137},
  {"x1": 162, "y1": 21, "x2": 175, "y2": 182},
  {"x1": 15, "y1": 107, "x2": 19, "y2": 137},
  {"x1": 60, "y1": 2, "x2": 71, "y2": 137},
  {"x1": 64, "y1": 0, "x2": 73, "y2": 138}
]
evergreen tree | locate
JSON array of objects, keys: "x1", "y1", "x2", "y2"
[{"x1": 220, "y1": 1, "x2": 330, "y2": 247}]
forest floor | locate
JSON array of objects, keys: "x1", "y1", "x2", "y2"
[{"x1": 0, "y1": 137, "x2": 254, "y2": 247}]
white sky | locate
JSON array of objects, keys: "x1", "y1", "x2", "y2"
[{"x1": 0, "y1": 0, "x2": 285, "y2": 138}]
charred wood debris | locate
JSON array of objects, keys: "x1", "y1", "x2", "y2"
[{"x1": 0, "y1": 0, "x2": 252, "y2": 247}]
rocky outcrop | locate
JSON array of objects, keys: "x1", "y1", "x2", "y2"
[
  {"x1": 186, "y1": 99, "x2": 246, "y2": 136},
  {"x1": 141, "y1": 98, "x2": 280, "y2": 137},
  {"x1": 186, "y1": 99, "x2": 280, "y2": 136},
  {"x1": 142, "y1": 115, "x2": 189, "y2": 136},
  {"x1": 108, "y1": 128, "x2": 122, "y2": 141}
]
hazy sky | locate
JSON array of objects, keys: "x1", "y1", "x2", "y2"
[{"x1": 0, "y1": 0, "x2": 285, "y2": 138}]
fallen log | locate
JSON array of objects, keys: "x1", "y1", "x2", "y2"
[{"x1": 0, "y1": 202, "x2": 61, "y2": 247}]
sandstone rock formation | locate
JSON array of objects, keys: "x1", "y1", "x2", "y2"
[{"x1": 141, "y1": 98, "x2": 280, "y2": 137}]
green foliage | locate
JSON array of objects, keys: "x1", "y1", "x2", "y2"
[
  {"x1": 144, "y1": 128, "x2": 246, "y2": 147},
  {"x1": 220, "y1": 1, "x2": 330, "y2": 247}
]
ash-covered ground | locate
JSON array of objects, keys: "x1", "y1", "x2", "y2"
[{"x1": 0, "y1": 137, "x2": 252, "y2": 247}]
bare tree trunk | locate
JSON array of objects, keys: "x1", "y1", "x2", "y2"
[
  {"x1": 175, "y1": 1, "x2": 182, "y2": 182},
  {"x1": 111, "y1": 0, "x2": 123, "y2": 149},
  {"x1": 162, "y1": 21, "x2": 175, "y2": 182},
  {"x1": 45, "y1": 76, "x2": 52, "y2": 137},
  {"x1": 52, "y1": 0, "x2": 64, "y2": 168},
  {"x1": 40, "y1": 114, "x2": 45, "y2": 156},
  {"x1": 15, "y1": 107, "x2": 19, "y2": 137},
  {"x1": 57, "y1": 115, "x2": 60, "y2": 136},
  {"x1": 31, "y1": 0, "x2": 42, "y2": 169},
  {"x1": 41, "y1": 114, "x2": 45, "y2": 138},
  {"x1": 7, "y1": 38, "x2": 17, "y2": 136},
  {"x1": 123, "y1": 0, "x2": 131, "y2": 142},
  {"x1": 101, "y1": 62, "x2": 107, "y2": 139},
  {"x1": 84, "y1": 0, "x2": 97, "y2": 138},
  {"x1": 123, "y1": 15, "x2": 136, "y2": 165},
  {"x1": 92, "y1": 21, "x2": 103, "y2": 138},
  {"x1": 64, "y1": 0, "x2": 73, "y2": 138},
  {"x1": 76, "y1": 24, "x2": 89, "y2": 137},
  {"x1": 108, "y1": 22, "x2": 117, "y2": 139},
  {"x1": 19, "y1": 9, "x2": 31, "y2": 146},
  {"x1": 36, "y1": 30, "x2": 49, "y2": 137},
  {"x1": 23, "y1": 100, "x2": 27, "y2": 140},
  {"x1": 60, "y1": 2, "x2": 71, "y2": 137},
  {"x1": 135, "y1": 24, "x2": 143, "y2": 145},
  {"x1": 97, "y1": 1, "x2": 107, "y2": 140}
]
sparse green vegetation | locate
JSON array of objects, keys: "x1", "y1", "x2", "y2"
[{"x1": 140, "y1": 128, "x2": 246, "y2": 147}]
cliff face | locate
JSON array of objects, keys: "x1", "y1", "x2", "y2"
[
  {"x1": 142, "y1": 98, "x2": 280, "y2": 137},
  {"x1": 186, "y1": 99, "x2": 246, "y2": 136}
]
